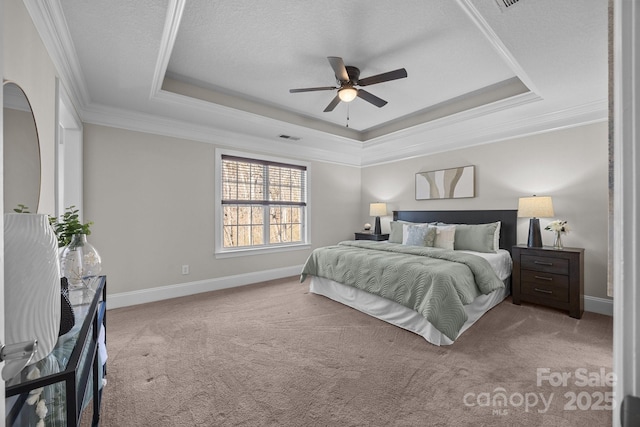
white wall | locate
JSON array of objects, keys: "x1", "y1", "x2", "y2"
[
  {"x1": 361, "y1": 122, "x2": 610, "y2": 301},
  {"x1": 83, "y1": 123, "x2": 362, "y2": 296}
]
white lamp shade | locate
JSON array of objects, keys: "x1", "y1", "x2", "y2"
[
  {"x1": 369, "y1": 202, "x2": 387, "y2": 217},
  {"x1": 4, "y1": 213, "x2": 61, "y2": 367},
  {"x1": 518, "y1": 196, "x2": 554, "y2": 218}
]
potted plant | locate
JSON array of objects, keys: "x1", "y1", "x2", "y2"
[
  {"x1": 50, "y1": 206, "x2": 100, "y2": 287},
  {"x1": 49, "y1": 206, "x2": 93, "y2": 248}
]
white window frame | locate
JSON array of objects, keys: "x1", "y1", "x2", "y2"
[{"x1": 214, "y1": 148, "x2": 311, "y2": 258}]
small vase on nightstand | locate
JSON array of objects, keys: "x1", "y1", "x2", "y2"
[{"x1": 553, "y1": 231, "x2": 563, "y2": 249}]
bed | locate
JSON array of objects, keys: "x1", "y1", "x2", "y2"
[{"x1": 300, "y1": 210, "x2": 518, "y2": 345}]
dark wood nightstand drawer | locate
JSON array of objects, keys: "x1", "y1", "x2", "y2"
[
  {"x1": 354, "y1": 232, "x2": 389, "y2": 241},
  {"x1": 521, "y1": 255, "x2": 569, "y2": 275},
  {"x1": 521, "y1": 270, "x2": 569, "y2": 303},
  {"x1": 521, "y1": 269, "x2": 569, "y2": 287}
]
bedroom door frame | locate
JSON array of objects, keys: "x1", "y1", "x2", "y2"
[
  {"x1": 55, "y1": 79, "x2": 84, "y2": 220},
  {"x1": 0, "y1": 0, "x2": 5, "y2": 415},
  {"x1": 612, "y1": 0, "x2": 640, "y2": 425}
]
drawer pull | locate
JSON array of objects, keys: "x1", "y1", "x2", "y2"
[
  {"x1": 534, "y1": 261, "x2": 553, "y2": 266},
  {"x1": 534, "y1": 275, "x2": 553, "y2": 281},
  {"x1": 534, "y1": 288, "x2": 553, "y2": 294}
]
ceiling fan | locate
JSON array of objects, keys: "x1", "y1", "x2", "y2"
[{"x1": 289, "y1": 56, "x2": 408, "y2": 112}]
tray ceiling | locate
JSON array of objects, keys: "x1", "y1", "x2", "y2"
[{"x1": 29, "y1": 0, "x2": 607, "y2": 164}]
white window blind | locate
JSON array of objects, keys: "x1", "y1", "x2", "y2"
[{"x1": 221, "y1": 154, "x2": 307, "y2": 249}]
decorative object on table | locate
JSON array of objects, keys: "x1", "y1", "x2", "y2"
[
  {"x1": 415, "y1": 165, "x2": 475, "y2": 200},
  {"x1": 49, "y1": 205, "x2": 93, "y2": 248},
  {"x1": 4, "y1": 213, "x2": 61, "y2": 368},
  {"x1": 4, "y1": 82, "x2": 41, "y2": 216},
  {"x1": 59, "y1": 277, "x2": 75, "y2": 336},
  {"x1": 363, "y1": 223, "x2": 371, "y2": 231},
  {"x1": 517, "y1": 195, "x2": 554, "y2": 248},
  {"x1": 545, "y1": 219, "x2": 569, "y2": 249},
  {"x1": 369, "y1": 202, "x2": 387, "y2": 235},
  {"x1": 13, "y1": 203, "x2": 31, "y2": 213},
  {"x1": 60, "y1": 233, "x2": 102, "y2": 288},
  {"x1": 25, "y1": 366, "x2": 48, "y2": 427}
]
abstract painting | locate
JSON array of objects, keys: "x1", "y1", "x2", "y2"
[{"x1": 415, "y1": 165, "x2": 475, "y2": 200}]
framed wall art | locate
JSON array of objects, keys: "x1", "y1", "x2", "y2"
[{"x1": 415, "y1": 165, "x2": 475, "y2": 200}]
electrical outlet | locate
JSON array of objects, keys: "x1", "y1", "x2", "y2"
[{"x1": 181, "y1": 265, "x2": 189, "y2": 275}]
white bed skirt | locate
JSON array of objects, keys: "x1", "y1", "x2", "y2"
[{"x1": 309, "y1": 276, "x2": 510, "y2": 346}]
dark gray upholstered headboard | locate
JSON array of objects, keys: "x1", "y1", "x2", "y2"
[{"x1": 393, "y1": 210, "x2": 518, "y2": 254}]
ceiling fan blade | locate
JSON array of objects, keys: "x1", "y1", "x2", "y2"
[
  {"x1": 357, "y1": 68, "x2": 408, "y2": 86},
  {"x1": 327, "y1": 56, "x2": 349, "y2": 82},
  {"x1": 289, "y1": 86, "x2": 336, "y2": 93},
  {"x1": 357, "y1": 89, "x2": 387, "y2": 108},
  {"x1": 323, "y1": 95, "x2": 341, "y2": 112}
]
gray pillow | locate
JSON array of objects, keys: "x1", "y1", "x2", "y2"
[
  {"x1": 453, "y1": 222, "x2": 501, "y2": 253},
  {"x1": 404, "y1": 224, "x2": 437, "y2": 247},
  {"x1": 389, "y1": 221, "x2": 405, "y2": 243}
]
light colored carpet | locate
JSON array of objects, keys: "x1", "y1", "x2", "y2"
[{"x1": 101, "y1": 277, "x2": 613, "y2": 426}]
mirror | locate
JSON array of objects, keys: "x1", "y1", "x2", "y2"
[{"x1": 3, "y1": 82, "x2": 41, "y2": 213}]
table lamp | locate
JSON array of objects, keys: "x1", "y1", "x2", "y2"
[
  {"x1": 518, "y1": 196, "x2": 554, "y2": 247},
  {"x1": 369, "y1": 202, "x2": 387, "y2": 235}
]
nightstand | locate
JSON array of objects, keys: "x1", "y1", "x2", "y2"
[
  {"x1": 354, "y1": 232, "x2": 389, "y2": 241},
  {"x1": 512, "y1": 245, "x2": 584, "y2": 318}
]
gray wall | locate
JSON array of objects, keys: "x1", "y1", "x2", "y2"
[
  {"x1": 83, "y1": 123, "x2": 362, "y2": 295},
  {"x1": 4, "y1": 0, "x2": 58, "y2": 215},
  {"x1": 361, "y1": 121, "x2": 610, "y2": 300}
]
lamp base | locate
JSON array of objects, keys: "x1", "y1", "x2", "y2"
[
  {"x1": 527, "y1": 218, "x2": 543, "y2": 247},
  {"x1": 374, "y1": 216, "x2": 381, "y2": 235}
]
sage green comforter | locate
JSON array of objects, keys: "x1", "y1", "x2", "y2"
[{"x1": 300, "y1": 240, "x2": 505, "y2": 341}]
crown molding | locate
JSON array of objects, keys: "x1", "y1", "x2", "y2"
[
  {"x1": 80, "y1": 101, "x2": 363, "y2": 167},
  {"x1": 361, "y1": 99, "x2": 608, "y2": 166},
  {"x1": 149, "y1": 0, "x2": 186, "y2": 97},
  {"x1": 456, "y1": 0, "x2": 540, "y2": 95},
  {"x1": 363, "y1": 90, "x2": 542, "y2": 148},
  {"x1": 23, "y1": 0, "x2": 91, "y2": 110}
]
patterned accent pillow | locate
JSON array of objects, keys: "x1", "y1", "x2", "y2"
[{"x1": 403, "y1": 224, "x2": 437, "y2": 247}]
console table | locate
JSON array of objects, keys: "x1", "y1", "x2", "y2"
[{"x1": 6, "y1": 276, "x2": 107, "y2": 426}]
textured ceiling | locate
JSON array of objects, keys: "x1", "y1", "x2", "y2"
[
  {"x1": 38, "y1": 0, "x2": 607, "y2": 163},
  {"x1": 165, "y1": 0, "x2": 517, "y2": 132}
]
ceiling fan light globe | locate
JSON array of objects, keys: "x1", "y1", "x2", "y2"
[{"x1": 338, "y1": 87, "x2": 358, "y2": 103}]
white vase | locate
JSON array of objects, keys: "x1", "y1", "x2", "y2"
[
  {"x1": 4, "y1": 213, "x2": 61, "y2": 366},
  {"x1": 60, "y1": 233, "x2": 102, "y2": 288}
]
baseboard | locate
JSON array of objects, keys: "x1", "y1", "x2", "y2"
[
  {"x1": 107, "y1": 265, "x2": 303, "y2": 309},
  {"x1": 584, "y1": 295, "x2": 613, "y2": 316},
  {"x1": 109, "y1": 270, "x2": 615, "y2": 316}
]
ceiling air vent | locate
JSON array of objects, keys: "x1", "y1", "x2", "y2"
[
  {"x1": 495, "y1": 0, "x2": 523, "y2": 11},
  {"x1": 278, "y1": 134, "x2": 301, "y2": 141}
]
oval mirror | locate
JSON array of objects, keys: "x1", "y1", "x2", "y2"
[{"x1": 3, "y1": 82, "x2": 41, "y2": 213}]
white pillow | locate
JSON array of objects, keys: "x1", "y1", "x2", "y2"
[{"x1": 433, "y1": 225, "x2": 456, "y2": 250}]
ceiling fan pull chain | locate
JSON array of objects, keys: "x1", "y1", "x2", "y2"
[{"x1": 346, "y1": 104, "x2": 350, "y2": 128}]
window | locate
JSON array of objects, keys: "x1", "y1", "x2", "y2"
[{"x1": 216, "y1": 150, "x2": 309, "y2": 255}]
